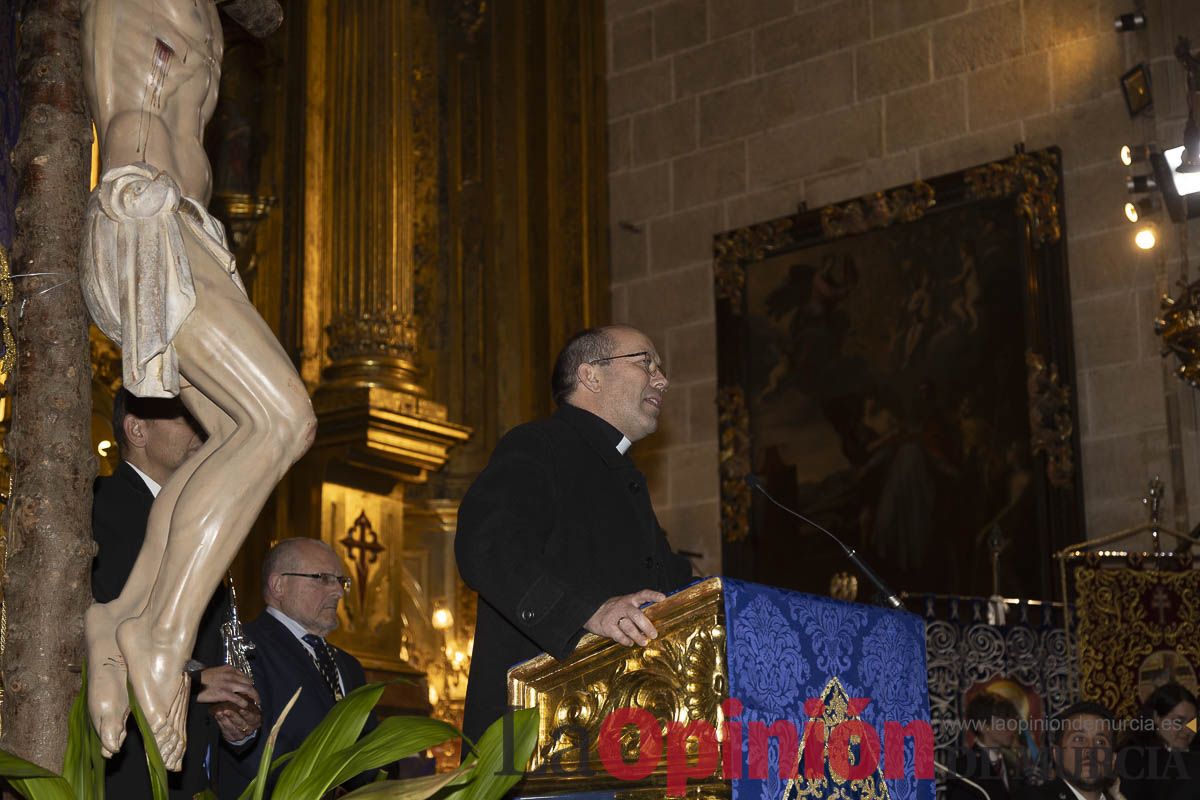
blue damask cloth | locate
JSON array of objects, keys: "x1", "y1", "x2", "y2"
[
  {"x1": 0, "y1": 0, "x2": 18, "y2": 250},
  {"x1": 724, "y1": 579, "x2": 935, "y2": 800}
]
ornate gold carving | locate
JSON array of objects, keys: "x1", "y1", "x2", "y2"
[
  {"x1": 713, "y1": 218, "x2": 794, "y2": 310},
  {"x1": 326, "y1": 312, "x2": 420, "y2": 363},
  {"x1": 510, "y1": 578, "x2": 727, "y2": 796},
  {"x1": 818, "y1": 181, "x2": 935, "y2": 240},
  {"x1": 1155, "y1": 283, "x2": 1200, "y2": 388},
  {"x1": 1026, "y1": 350, "x2": 1075, "y2": 488},
  {"x1": 783, "y1": 677, "x2": 891, "y2": 800},
  {"x1": 718, "y1": 387, "x2": 751, "y2": 542},
  {"x1": 340, "y1": 510, "x2": 385, "y2": 615},
  {"x1": 965, "y1": 151, "x2": 1061, "y2": 247},
  {"x1": 0, "y1": 244, "x2": 12, "y2": 377},
  {"x1": 1073, "y1": 566, "x2": 1200, "y2": 720},
  {"x1": 89, "y1": 325, "x2": 123, "y2": 396},
  {"x1": 452, "y1": 0, "x2": 487, "y2": 41},
  {"x1": 208, "y1": 191, "x2": 274, "y2": 280}
]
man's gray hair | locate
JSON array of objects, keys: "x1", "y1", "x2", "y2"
[{"x1": 261, "y1": 537, "x2": 335, "y2": 600}]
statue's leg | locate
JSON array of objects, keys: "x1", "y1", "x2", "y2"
[
  {"x1": 115, "y1": 228, "x2": 315, "y2": 768},
  {"x1": 85, "y1": 388, "x2": 234, "y2": 757}
]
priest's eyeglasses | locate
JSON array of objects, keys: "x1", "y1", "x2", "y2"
[
  {"x1": 587, "y1": 351, "x2": 667, "y2": 381},
  {"x1": 283, "y1": 572, "x2": 352, "y2": 592}
]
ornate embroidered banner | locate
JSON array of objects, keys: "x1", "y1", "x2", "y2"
[
  {"x1": 1073, "y1": 565, "x2": 1200, "y2": 719},
  {"x1": 920, "y1": 597, "x2": 1074, "y2": 776},
  {"x1": 724, "y1": 579, "x2": 935, "y2": 800}
]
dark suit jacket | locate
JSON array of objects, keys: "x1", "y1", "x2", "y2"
[
  {"x1": 91, "y1": 462, "x2": 230, "y2": 800},
  {"x1": 455, "y1": 403, "x2": 694, "y2": 744},
  {"x1": 216, "y1": 611, "x2": 372, "y2": 799},
  {"x1": 1016, "y1": 778, "x2": 1112, "y2": 800},
  {"x1": 1118, "y1": 746, "x2": 1200, "y2": 800},
  {"x1": 946, "y1": 745, "x2": 1017, "y2": 800}
]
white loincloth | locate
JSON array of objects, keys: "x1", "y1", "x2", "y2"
[{"x1": 80, "y1": 162, "x2": 247, "y2": 398}]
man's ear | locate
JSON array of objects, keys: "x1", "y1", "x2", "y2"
[
  {"x1": 575, "y1": 362, "x2": 601, "y2": 394},
  {"x1": 123, "y1": 414, "x2": 147, "y2": 450},
  {"x1": 266, "y1": 573, "x2": 283, "y2": 602}
]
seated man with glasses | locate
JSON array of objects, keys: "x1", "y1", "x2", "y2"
[
  {"x1": 217, "y1": 538, "x2": 374, "y2": 797},
  {"x1": 457, "y1": 325, "x2": 697, "y2": 745}
]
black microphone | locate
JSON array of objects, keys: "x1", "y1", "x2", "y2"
[{"x1": 744, "y1": 474, "x2": 903, "y2": 610}]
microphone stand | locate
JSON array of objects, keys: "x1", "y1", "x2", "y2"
[
  {"x1": 934, "y1": 760, "x2": 991, "y2": 800},
  {"x1": 744, "y1": 474, "x2": 904, "y2": 610}
]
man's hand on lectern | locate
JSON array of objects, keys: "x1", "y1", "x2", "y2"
[{"x1": 584, "y1": 589, "x2": 666, "y2": 647}]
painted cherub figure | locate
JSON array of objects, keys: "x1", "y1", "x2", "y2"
[{"x1": 79, "y1": 0, "x2": 314, "y2": 769}]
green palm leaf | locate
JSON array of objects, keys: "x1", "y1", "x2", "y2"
[
  {"x1": 339, "y1": 761, "x2": 473, "y2": 799},
  {"x1": 297, "y1": 715, "x2": 462, "y2": 797},
  {"x1": 0, "y1": 749, "x2": 74, "y2": 800},
  {"x1": 270, "y1": 682, "x2": 384, "y2": 798},
  {"x1": 239, "y1": 686, "x2": 302, "y2": 800},
  {"x1": 62, "y1": 662, "x2": 103, "y2": 800},
  {"x1": 126, "y1": 684, "x2": 168, "y2": 800},
  {"x1": 447, "y1": 707, "x2": 539, "y2": 800}
]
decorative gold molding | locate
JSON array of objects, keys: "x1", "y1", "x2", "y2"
[
  {"x1": 965, "y1": 151, "x2": 1062, "y2": 247},
  {"x1": 713, "y1": 218, "x2": 794, "y2": 311},
  {"x1": 717, "y1": 387, "x2": 751, "y2": 543},
  {"x1": 0, "y1": 244, "x2": 13, "y2": 378},
  {"x1": 1156, "y1": 284, "x2": 1200, "y2": 388},
  {"x1": 89, "y1": 325, "x2": 122, "y2": 397},
  {"x1": 509, "y1": 578, "x2": 727, "y2": 798},
  {"x1": 819, "y1": 181, "x2": 935, "y2": 240},
  {"x1": 1026, "y1": 350, "x2": 1075, "y2": 488}
]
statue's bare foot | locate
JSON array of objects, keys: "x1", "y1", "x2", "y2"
[
  {"x1": 116, "y1": 615, "x2": 190, "y2": 770},
  {"x1": 84, "y1": 603, "x2": 131, "y2": 757}
]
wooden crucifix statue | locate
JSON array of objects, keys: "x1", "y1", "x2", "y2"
[{"x1": 78, "y1": 0, "x2": 313, "y2": 769}]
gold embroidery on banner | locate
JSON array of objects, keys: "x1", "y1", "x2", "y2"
[
  {"x1": 784, "y1": 677, "x2": 891, "y2": 800},
  {"x1": 1074, "y1": 566, "x2": 1200, "y2": 719}
]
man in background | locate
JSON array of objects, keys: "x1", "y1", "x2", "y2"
[
  {"x1": 92, "y1": 388, "x2": 260, "y2": 798},
  {"x1": 218, "y1": 538, "x2": 374, "y2": 798}
]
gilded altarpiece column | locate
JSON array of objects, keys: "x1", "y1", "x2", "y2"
[{"x1": 291, "y1": 0, "x2": 472, "y2": 713}]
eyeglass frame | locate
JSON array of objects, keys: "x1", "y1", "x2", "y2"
[
  {"x1": 282, "y1": 571, "x2": 352, "y2": 592},
  {"x1": 586, "y1": 350, "x2": 668, "y2": 382}
]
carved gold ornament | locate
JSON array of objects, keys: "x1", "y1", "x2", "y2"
[
  {"x1": 819, "y1": 181, "x2": 935, "y2": 240},
  {"x1": 965, "y1": 151, "x2": 1061, "y2": 247},
  {"x1": 1025, "y1": 351, "x2": 1075, "y2": 488},
  {"x1": 714, "y1": 218, "x2": 796, "y2": 311},
  {"x1": 717, "y1": 387, "x2": 751, "y2": 543}
]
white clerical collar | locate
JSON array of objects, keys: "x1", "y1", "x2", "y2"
[
  {"x1": 127, "y1": 462, "x2": 162, "y2": 498},
  {"x1": 616, "y1": 436, "x2": 631, "y2": 454}
]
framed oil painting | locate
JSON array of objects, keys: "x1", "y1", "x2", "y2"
[{"x1": 714, "y1": 148, "x2": 1082, "y2": 602}]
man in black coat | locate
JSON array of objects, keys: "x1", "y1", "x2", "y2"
[
  {"x1": 217, "y1": 538, "x2": 374, "y2": 799},
  {"x1": 1018, "y1": 702, "x2": 1117, "y2": 800},
  {"x1": 456, "y1": 325, "x2": 696, "y2": 745},
  {"x1": 92, "y1": 389, "x2": 261, "y2": 799}
]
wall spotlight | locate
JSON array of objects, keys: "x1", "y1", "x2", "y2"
[
  {"x1": 1124, "y1": 197, "x2": 1159, "y2": 222},
  {"x1": 1121, "y1": 64, "x2": 1154, "y2": 118},
  {"x1": 1120, "y1": 144, "x2": 1151, "y2": 166},
  {"x1": 1114, "y1": 11, "x2": 1147, "y2": 32},
  {"x1": 1135, "y1": 226, "x2": 1158, "y2": 250},
  {"x1": 1127, "y1": 174, "x2": 1158, "y2": 193}
]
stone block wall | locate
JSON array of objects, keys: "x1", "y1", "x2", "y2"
[{"x1": 606, "y1": 0, "x2": 1200, "y2": 576}]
